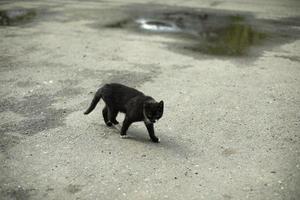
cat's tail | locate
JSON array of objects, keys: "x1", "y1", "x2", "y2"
[{"x1": 84, "y1": 88, "x2": 102, "y2": 115}]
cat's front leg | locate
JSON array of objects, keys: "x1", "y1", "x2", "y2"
[
  {"x1": 144, "y1": 122, "x2": 159, "y2": 143},
  {"x1": 120, "y1": 117, "x2": 132, "y2": 138}
]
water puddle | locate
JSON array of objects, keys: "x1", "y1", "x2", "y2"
[
  {"x1": 186, "y1": 18, "x2": 267, "y2": 56},
  {"x1": 0, "y1": 8, "x2": 37, "y2": 26},
  {"x1": 103, "y1": 4, "x2": 300, "y2": 57}
]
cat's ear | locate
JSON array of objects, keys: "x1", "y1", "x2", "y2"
[{"x1": 158, "y1": 100, "x2": 164, "y2": 111}]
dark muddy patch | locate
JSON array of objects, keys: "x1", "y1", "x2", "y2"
[
  {"x1": 0, "y1": 186, "x2": 36, "y2": 200},
  {"x1": 102, "y1": 4, "x2": 300, "y2": 58},
  {"x1": 0, "y1": 85, "x2": 83, "y2": 135},
  {"x1": 105, "y1": 19, "x2": 130, "y2": 28},
  {"x1": 0, "y1": 94, "x2": 70, "y2": 135},
  {"x1": 0, "y1": 8, "x2": 37, "y2": 26}
]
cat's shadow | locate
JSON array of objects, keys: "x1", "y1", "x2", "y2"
[{"x1": 99, "y1": 123, "x2": 190, "y2": 156}]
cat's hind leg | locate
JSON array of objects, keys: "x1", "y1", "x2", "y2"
[
  {"x1": 109, "y1": 109, "x2": 119, "y2": 125},
  {"x1": 102, "y1": 106, "x2": 113, "y2": 127},
  {"x1": 107, "y1": 107, "x2": 119, "y2": 125}
]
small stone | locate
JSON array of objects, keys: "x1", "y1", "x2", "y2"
[{"x1": 174, "y1": 177, "x2": 177, "y2": 179}]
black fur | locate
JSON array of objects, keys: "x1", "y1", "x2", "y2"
[{"x1": 84, "y1": 83, "x2": 164, "y2": 143}]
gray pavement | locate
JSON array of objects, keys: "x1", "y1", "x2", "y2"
[{"x1": 0, "y1": 0, "x2": 299, "y2": 199}]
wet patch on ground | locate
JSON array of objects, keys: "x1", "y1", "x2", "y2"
[
  {"x1": 0, "y1": 94, "x2": 70, "y2": 135},
  {"x1": 0, "y1": 83, "x2": 84, "y2": 135},
  {"x1": 101, "y1": 4, "x2": 300, "y2": 58},
  {"x1": 0, "y1": 5, "x2": 67, "y2": 28},
  {"x1": 0, "y1": 186, "x2": 36, "y2": 200},
  {"x1": 0, "y1": 8, "x2": 37, "y2": 26},
  {"x1": 102, "y1": 69, "x2": 155, "y2": 88}
]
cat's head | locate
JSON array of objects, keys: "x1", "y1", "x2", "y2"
[{"x1": 143, "y1": 100, "x2": 164, "y2": 123}]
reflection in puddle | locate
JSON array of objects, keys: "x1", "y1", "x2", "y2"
[
  {"x1": 136, "y1": 18, "x2": 180, "y2": 32},
  {"x1": 0, "y1": 8, "x2": 36, "y2": 26},
  {"x1": 189, "y1": 17, "x2": 267, "y2": 56},
  {"x1": 103, "y1": 6, "x2": 298, "y2": 57}
]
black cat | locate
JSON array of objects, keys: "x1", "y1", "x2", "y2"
[{"x1": 84, "y1": 83, "x2": 164, "y2": 143}]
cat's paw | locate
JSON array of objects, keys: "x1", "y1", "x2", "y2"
[
  {"x1": 106, "y1": 121, "x2": 113, "y2": 127},
  {"x1": 151, "y1": 137, "x2": 160, "y2": 143},
  {"x1": 120, "y1": 135, "x2": 129, "y2": 139}
]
